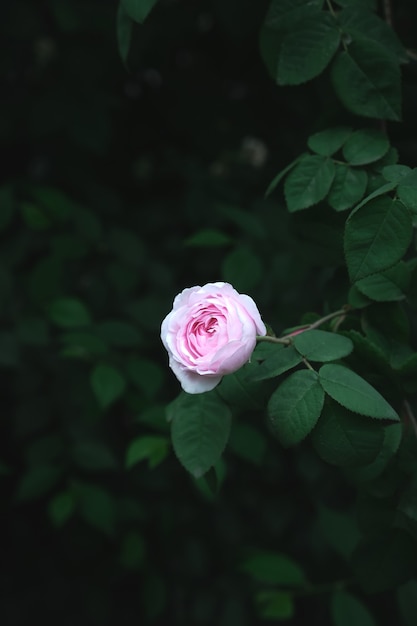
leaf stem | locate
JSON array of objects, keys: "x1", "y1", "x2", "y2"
[
  {"x1": 256, "y1": 307, "x2": 352, "y2": 346},
  {"x1": 256, "y1": 335, "x2": 291, "y2": 346}
]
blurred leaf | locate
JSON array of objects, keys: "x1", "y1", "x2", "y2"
[
  {"x1": 268, "y1": 370, "x2": 325, "y2": 446},
  {"x1": 91, "y1": 364, "x2": 126, "y2": 409},
  {"x1": 21, "y1": 202, "x2": 50, "y2": 230},
  {"x1": 397, "y1": 580, "x2": 417, "y2": 626},
  {"x1": 48, "y1": 491, "x2": 75, "y2": 527},
  {"x1": 222, "y1": 246, "x2": 262, "y2": 292},
  {"x1": 73, "y1": 481, "x2": 115, "y2": 535},
  {"x1": 256, "y1": 591, "x2": 294, "y2": 620},
  {"x1": 184, "y1": 228, "x2": 232, "y2": 247},
  {"x1": 347, "y1": 422, "x2": 402, "y2": 482},
  {"x1": 49, "y1": 298, "x2": 92, "y2": 328},
  {"x1": 319, "y1": 364, "x2": 399, "y2": 420},
  {"x1": 126, "y1": 357, "x2": 164, "y2": 398},
  {"x1": 60, "y1": 332, "x2": 108, "y2": 357},
  {"x1": 108, "y1": 228, "x2": 145, "y2": 268},
  {"x1": 331, "y1": 38, "x2": 401, "y2": 121},
  {"x1": 170, "y1": 392, "x2": 232, "y2": 478},
  {"x1": 307, "y1": 126, "x2": 352, "y2": 157},
  {"x1": 241, "y1": 550, "x2": 307, "y2": 586},
  {"x1": 344, "y1": 198, "x2": 412, "y2": 282},
  {"x1": 352, "y1": 530, "x2": 417, "y2": 592},
  {"x1": 121, "y1": 0, "x2": 159, "y2": 24},
  {"x1": 342, "y1": 129, "x2": 389, "y2": 166},
  {"x1": 125, "y1": 435, "x2": 169, "y2": 469},
  {"x1": 16, "y1": 317, "x2": 49, "y2": 346},
  {"x1": 71, "y1": 441, "x2": 118, "y2": 471},
  {"x1": 229, "y1": 422, "x2": 267, "y2": 465},
  {"x1": 16, "y1": 465, "x2": 62, "y2": 502},
  {"x1": 119, "y1": 531, "x2": 145, "y2": 569},
  {"x1": 117, "y1": 3, "x2": 133, "y2": 64},
  {"x1": 331, "y1": 591, "x2": 376, "y2": 626},
  {"x1": 316, "y1": 505, "x2": 360, "y2": 560},
  {"x1": 293, "y1": 330, "x2": 353, "y2": 362},
  {"x1": 0, "y1": 332, "x2": 19, "y2": 367},
  {"x1": 284, "y1": 155, "x2": 335, "y2": 212}
]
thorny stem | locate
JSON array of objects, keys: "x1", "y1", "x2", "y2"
[{"x1": 256, "y1": 335, "x2": 291, "y2": 346}]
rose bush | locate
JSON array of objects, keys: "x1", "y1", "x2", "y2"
[{"x1": 161, "y1": 282, "x2": 266, "y2": 393}]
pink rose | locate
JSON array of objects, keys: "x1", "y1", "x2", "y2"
[{"x1": 161, "y1": 282, "x2": 266, "y2": 394}]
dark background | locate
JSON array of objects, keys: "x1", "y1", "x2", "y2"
[{"x1": 1, "y1": 0, "x2": 417, "y2": 624}]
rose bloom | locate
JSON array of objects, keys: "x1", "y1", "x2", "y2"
[{"x1": 161, "y1": 282, "x2": 266, "y2": 394}]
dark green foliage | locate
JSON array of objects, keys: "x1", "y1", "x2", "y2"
[{"x1": 3, "y1": 0, "x2": 417, "y2": 624}]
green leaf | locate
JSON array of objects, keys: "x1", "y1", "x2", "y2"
[
  {"x1": 331, "y1": 38, "x2": 401, "y2": 121},
  {"x1": 318, "y1": 364, "x2": 399, "y2": 420},
  {"x1": 355, "y1": 262, "x2": 410, "y2": 302},
  {"x1": 352, "y1": 181, "x2": 397, "y2": 213},
  {"x1": 342, "y1": 129, "x2": 389, "y2": 166},
  {"x1": 91, "y1": 364, "x2": 126, "y2": 409},
  {"x1": 397, "y1": 580, "x2": 417, "y2": 626},
  {"x1": 260, "y1": 7, "x2": 340, "y2": 86},
  {"x1": 217, "y1": 360, "x2": 273, "y2": 410},
  {"x1": 121, "y1": 0, "x2": 159, "y2": 24},
  {"x1": 125, "y1": 435, "x2": 169, "y2": 469},
  {"x1": 184, "y1": 228, "x2": 232, "y2": 247},
  {"x1": 344, "y1": 197, "x2": 412, "y2": 282},
  {"x1": 307, "y1": 126, "x2": 352, "y2": 157},
  {"x1": 349, "y1": 421, "x2": 402, "y2": 482},
  {"x1": 241, "y1": 550, "x2": 307, "y2": 586},
  {"x1": 352, "y1": 530, "x2": 417, "y2": 593},
  {"x1": 397, "y1": 169, "x2": 417, "y2": 211},
  {"x1": 222, "y1": 246, "x2": 262, "y2": 292},
  {"x1": 284, "y1": 155, "x2": 335, "y2": 212},
  {"x1": 49, "y1": 297, "x2": 91, "y2": 328},
  {"x1": 170, "y1": 393, "x2": 232, "y2": 478},
  {"x1": 382, "y1": 165, "x2": 411, "y2": 183},
  {"x1": 331, "y1": 591, "x2": 376, "y2": 626},
  {"x1": 338, "y1": 7, "x2": 407, "y2": 63},
  {"x1": 265, "y1": 153, "x2": 306, "y2": 197},
  {"x1": 312, "y1": 403, "x2": 384, "y2": 467},
  {"x1": 246, "y1": 345, "x2": 302, "y2": 382},
  {"x1": 268, "y1": 370, "x2": 325, "y2": 447},
  {"x1": 328, "y1": 165, "x2": 368, "y2": 211},
  {"x1": 117, "y1": 3, "x2": 133, "y2": 65},
  {"x1": 256, "y1": 591, "x2": 294, "y2": 620},
  {"x1": 293, "y1": 330, "x2": 353, "y2": 362}
]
